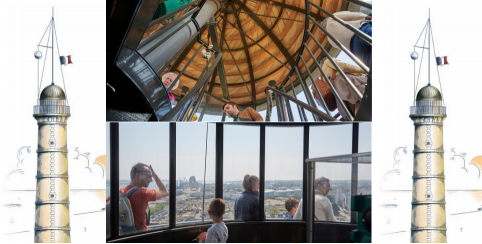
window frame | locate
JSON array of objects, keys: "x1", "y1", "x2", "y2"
[{"x1": 107, "y1": 122, "x2": 369, "y2": 242}]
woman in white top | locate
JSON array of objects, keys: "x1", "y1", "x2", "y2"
[{"x1": 293, "y1": 177, "x2": 336, "y2": 221}]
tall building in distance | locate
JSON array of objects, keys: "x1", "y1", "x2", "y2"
[
  {"x1": 33, "y1": 9, "x2": 71, "y2": 243},
  {"x1": 409, "y1": 85, "x2": 447, "y2": 242}
]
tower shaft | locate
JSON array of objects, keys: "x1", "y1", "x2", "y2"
[
  {"x1": 34, "y1": 86, "x2": 71, "y2": 243},
  {"x1": 410, "y1": 87, "x2": 447, "y2": 243}
]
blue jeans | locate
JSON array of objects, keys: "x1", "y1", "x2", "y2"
[{"x1": 350, "y1": 22, "x2": 372, "y2": 67}]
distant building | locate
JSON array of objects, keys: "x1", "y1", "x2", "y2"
[
  {"x1": 265, "y1": 190, "x2": 275, "y2": 199},
  {"x1": 286, "y1": 189, "x2": 294, "y2": 196},
  {"x1": 274, "y1": 190, "x2": 287, "y2": 197},
  {"x1": 294, "y1": 189, "x2": 302, "y2": 195}
]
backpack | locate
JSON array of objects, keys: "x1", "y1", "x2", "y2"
[{"x1": 106, "y1": 187, "x2": 143, "y2": 236}]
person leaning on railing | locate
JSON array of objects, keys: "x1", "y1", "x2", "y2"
[
  {"x1": 222, "y1": 102, "x2": 263, "y2": 122},
  {"x1": 312, "y1": 58, "x2": 367, "y2": 120},
  {"x1": 323, "y1": 11, "x2": 372, "y2": 66},
  {"x1": 161, "y1": 72, "x2": 179, "y2": 107}
]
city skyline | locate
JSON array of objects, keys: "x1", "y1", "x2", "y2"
[{"x1": 107, "y1": 123, "x2": 371, "y2": 181}]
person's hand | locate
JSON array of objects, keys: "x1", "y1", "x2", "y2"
[{"x1": 149, "y1": 165, "x2": 157, "y2": 176}]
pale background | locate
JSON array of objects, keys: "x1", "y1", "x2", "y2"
[
  {"x1": 374, "y1": 0, "x2": 482, "y2": 242},
  {"x1": 0, "y1": 0, "x2": 106, "y2": 242}
]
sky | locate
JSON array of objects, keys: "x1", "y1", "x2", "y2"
[{"x1": 107, "y1": 122, "x2": 371, "y2": 182}]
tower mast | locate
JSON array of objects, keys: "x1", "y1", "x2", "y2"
[
  {"x1": 428, "y1": 9, "x2": 430, "y2": 86},
  {"x1": 52, "y1": 7, "x2": 54, "y2": 86}
]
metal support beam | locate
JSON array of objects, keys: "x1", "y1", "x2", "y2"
[
  {"x1": 216, "y1": 24, "x2": 256, "y2": 105},
  {"x1": 109, "y1": 123, "x2": 119, "y2": 241},
  {"x1": 169, "y1": 26, "x2": 208, "y2": 72},
  {"x1": 282, "y1": 85, "x2": 294, "y2": 121},
  {"x1": 220, "y1": 16, "x2": 291, "y2": 71},
  {"x1": 308, "y1": 16, "x2": 369, "y2": 73},
  {"x1": 289, "y1": 76, "x2": 307, "y2": 121},
  {"x1": 221, "y1": 9, "x2": 305, "y2": 22},
  {"x1": 306, "y1": 31, "x2": 363, "y2": 100},
  {"x1": 233, "y1": 4, "x2": 256, "y2": 109},
  {"x1": 300, "y1": 55, "x2": 330, "y2": 115},
  {"x1": 233, "y1": 0, "x2": 295, "y2": 67},
  {"x1": 303, "y1": 124, "x2": 311, "y2": 243},
  {"x1": 308, "y1": 1, "x2": 371, "y2": 45},
  {"x1": 254, "y1": 0, "x2": 326, "y2": 22},
  {"x1": 215, "y1": 123, "x2": 223, "y2": 198},
  {"x1": 169, "y1": 123, "x2": 176, "y2": 229},
  {"x1": 294, "y1": 67, "x2": 319, "y2": 121},
  {"x1": 259, "y1": 124, "x2": 266, "y2": 221},
  {"x1": 219, "y1": 0, "x2": 286, "y2": 52},
  {"x1": 208, "y1": 17, "x2": 230, "y2": 101},
  {"x1": 304, "y1": 41, "x2": 354, "y2": 121},
  {"x1": 167, "y1": 44, "x2": 204, "y2": 93},
  {"x1": 351, "y1": 123, "x2": 359, "y2": 224},
  {"x1": 265, "y1": 87, "x2": 338, "y2": 121}
]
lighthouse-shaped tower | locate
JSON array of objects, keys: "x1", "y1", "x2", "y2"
[
  {"x1": 409, "y1": 85, "x2": 447, "y2": 242},
  {"x1": 33, "y1": 9, "x2": 71, "y2": 243},
  {"x1": 409, "y1": 10, "x2": 447, "y2": 243}
]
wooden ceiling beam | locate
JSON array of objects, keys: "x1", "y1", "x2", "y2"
[
  {"x1": 233, "y1": 2, "x2": 256, "y2": 109},
  {"x1": 233, "y1": 0, "x2": 294, "y2": 67}
]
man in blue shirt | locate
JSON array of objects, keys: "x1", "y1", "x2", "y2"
[{"x1": 284, "y1": 197, "x2": 299, "y2": 219}]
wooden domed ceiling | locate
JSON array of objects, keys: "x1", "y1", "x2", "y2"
[{"x1": 166, "y1": 0, "x2": 344, "y2": 106}]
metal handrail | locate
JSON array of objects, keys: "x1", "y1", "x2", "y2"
[
  {"x1": 268, "y1": 0, "x2": 370, "y2": 122},
  {"x1": 308, "y1": 1, "x2": 371, "y2": 45},
  {"x1": 163, "y1": 54, "x2": 222, "y2": 121},
  {"x1": 265, "y1": 87, "x2": 338, "y2": 122}
]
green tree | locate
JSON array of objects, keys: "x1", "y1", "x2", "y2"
[
  {"x1": 267, "y1": 207, "x2": 279, "y2": 217},
  {"x1": 149, "y1": 203, "x2": 166, "y2": 216},
  {"x1": 332, "y1": 202, "x2": 340, "y2": 216}
]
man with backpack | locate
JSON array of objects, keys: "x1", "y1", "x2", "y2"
[{"x1": 107, "y1": 163, "x2": 169, "y2": 234}]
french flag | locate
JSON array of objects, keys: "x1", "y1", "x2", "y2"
[
  {"x1": 436, "y1": 56, "x2": 448, "y2": 66},
  {"x1": 60, "y1": 55, "x2": 73, "y2": 66}
]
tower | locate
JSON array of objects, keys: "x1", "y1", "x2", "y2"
[
  {"x1": 33, "y1": 84, "x2": 71, "y2": 242},
  {"x1": 33, "y1": 8, "x2": 71, "y2": 242},
  {"x1": 409, "y1": 85, "x2": 447, "y2": 242}
]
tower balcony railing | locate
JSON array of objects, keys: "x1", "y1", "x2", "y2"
[
  {"x1": 34, "y1": 105, "x2": 70, "y2": 115},
  {"x1": 409, "y1": 106, "x2": 446, "y2": 116}
]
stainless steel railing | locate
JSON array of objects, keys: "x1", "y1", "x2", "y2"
[{"x1": 266, "y1": 0, "x2": 371, "y2": 122}]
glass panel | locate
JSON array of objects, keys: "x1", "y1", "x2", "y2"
[
  {"x1": 116, "y1": 123, "x2": 170, "y2": 235},
  {"x1": 196, "y1": 93, "x2": 225, "y2": 122},
  {"x1": 265, "y1": 126, "x2": 304, "y2": 220},
  {"x1": 358, "y1": 164, "x2": 371, "y2": 195},
  {"x1": 310, "y1": 124, "x2": 353, "y2": 223},
  {"x1": 359, "y1": 122, "x2": 371, "y2": 153},
  {"x1": 223, "y1": 124, "x2": 260, "y2": 221},
  {"x1": 358, "y1": 123, "x2": 372, "y2": 195},
  {"x1": 175, "y1": 123, "x2": 215, "y2": 226}
]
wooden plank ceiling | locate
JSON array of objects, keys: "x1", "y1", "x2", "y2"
[{"x1": 165, "y1": 0, "x2": 344, "y2": 106}]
